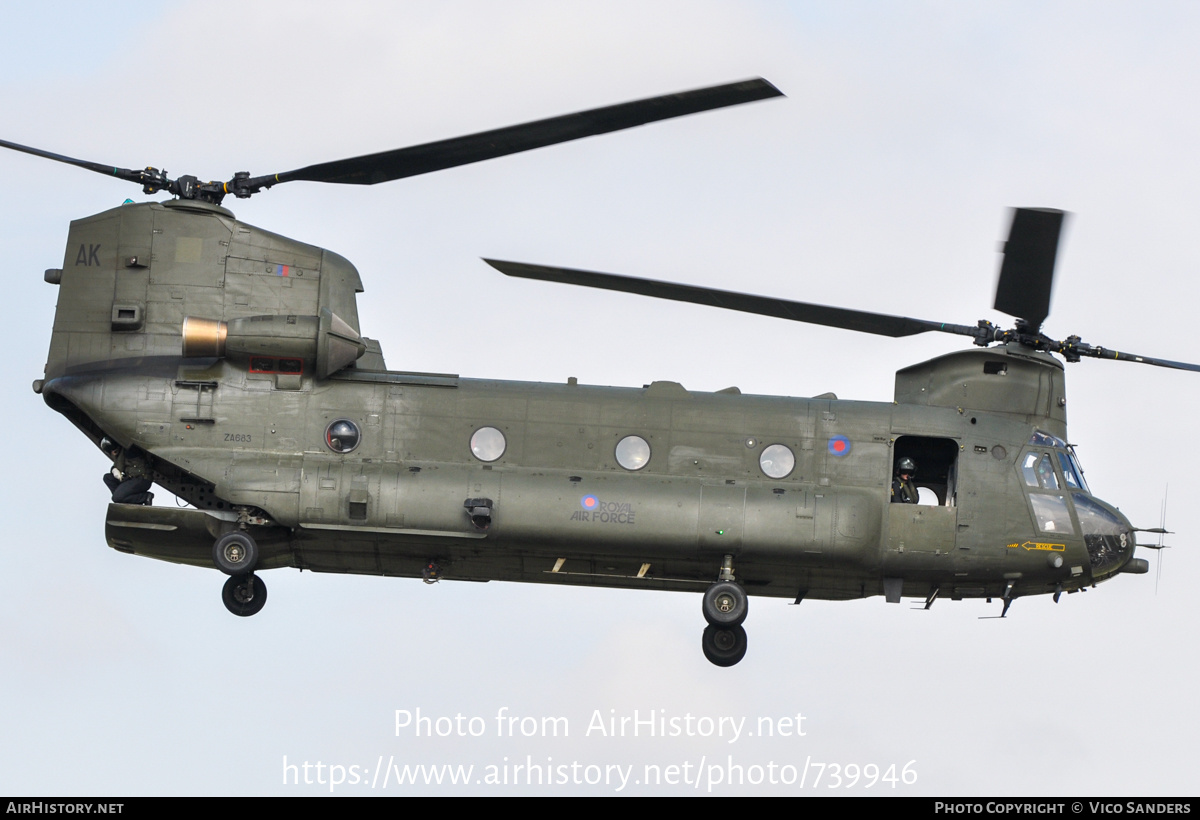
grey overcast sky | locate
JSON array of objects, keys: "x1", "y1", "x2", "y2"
[{"x1": 2, "y1": 1, "x2": 1198, "y2": 796}]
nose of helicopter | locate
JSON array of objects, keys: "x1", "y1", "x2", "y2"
[
  {"x1": 1076, "y1": 494, "x2": 1141, "y2": 581},
  {"x1": 1111, "y1": 505, "x2": 1152, "y2": 575}
]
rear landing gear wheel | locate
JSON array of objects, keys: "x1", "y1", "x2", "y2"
[
  {"x1": 702, "y1": 580, "x2": 747, "y2": 626},
  {"x1": 213, "y1": 531, "x2": 258, "y2": 576},
  {"x1": 222, "y1": 573, "x2": 267, "y2": 617},
  {"x1": 702, "y1": 624, "x2": 747, "y2": 667}
]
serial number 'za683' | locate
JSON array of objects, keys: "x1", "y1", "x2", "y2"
[{"x1": 224, "y1": 433, "x2": 252, "y2": 443}]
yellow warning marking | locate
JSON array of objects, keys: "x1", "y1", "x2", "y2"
[{"x1": 1005, "y1": 541, "x2": 1066, "y2": 552}]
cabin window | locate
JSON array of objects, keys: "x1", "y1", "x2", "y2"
[
  {"x1": 470, "y1": 427, "x2": 506, "y2": 462},
  {"x1": 615, "y1": 435, "x2": 651, "y2": 471},
  {"x1": 916, "y1": 487, "x2": 939, "y2": 505},
  {"x1": 758, "y1": 444, "x2": 795, "y2": 479},
  {"x1": 325, "y1": 419, "x2": 361, "y2": 454}
]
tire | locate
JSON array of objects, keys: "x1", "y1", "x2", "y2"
[
  {"x1": 702, "y1": 580, "x2": 748, "y2": 627},
  {"x1": 213, "y1": 531, "x2": 259, "y2": 576},
  {"x1": 222, "y1": 573, "x2": 267, "y2": 617},
  {"x1": 702, "y1": 624, "x2": 748, "y2": 667}
]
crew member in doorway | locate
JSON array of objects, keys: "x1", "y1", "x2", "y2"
[
  {"x1": 100, "y1": 436, "x2": 154, "y2": 506},
  {"x1": 891, "y1": 457, "x2": 919, "y2": 504}
]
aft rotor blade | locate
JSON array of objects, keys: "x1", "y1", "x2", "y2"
[
  {"x1": 485, "y1": 259, "x2": 981, "y2": 340},
  {"x1": 0, "y1": 137, "x2": 145, "y2": 185},
  {"x1": 275, "y1": 78, "x2": 782, "y2": 186},
  {"x1": 994, "y1": 208, "x2": 1066, "y2": 331}
]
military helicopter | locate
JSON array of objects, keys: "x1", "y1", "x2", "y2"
[{"x1": 6, "y1": 77, "x2": 1180, "y2": 667}]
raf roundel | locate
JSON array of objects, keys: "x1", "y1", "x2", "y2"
[
  {"x1": 828, "y1": 435, "x2": 851, "y2": 456},
  {"x1": 580, "y1": 494, "x2": 599, "y2": 510}
]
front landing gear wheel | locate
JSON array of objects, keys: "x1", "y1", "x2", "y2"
[
  {"x1": 213, "y1": 531, "x2": 258, "y2": 576},
  {"x1": 702, "y1": 624, "x2": 747, "y2": 667},
  {"x1": 702, "y1": 580, "x2": 747, "y2": 626},
  {"x1": 222, "y1": 573, "x2": 267, "y2": 617}
]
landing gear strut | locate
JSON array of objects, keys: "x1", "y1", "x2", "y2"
[{"x1": 701, "y1": 555, "x2": 749, "y2": 667}]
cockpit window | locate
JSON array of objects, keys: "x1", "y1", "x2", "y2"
[
  {"x1": 1021, "y1": 452, "x2": 1060, "y2": 490},
  {"x1": 1021, "y1": 452, "x2": 1040, "y2": 487},
  {"x1": 1037, "y1": 455, "x2": 1059, "y2": 489},
  {"x1": 1029, "y1": 494, "x2": 1075, "y2": 534},
  {"x1": 1029, "y1": 430, "x2": 1067, "y2": 448},
  {"x1": 1057, "y1": 452, "x2": 1083, "y2": 490}
]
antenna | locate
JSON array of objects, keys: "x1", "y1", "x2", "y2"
[{"x1": 1156, "y1": 485, "x2": 1168, "y2": 595}]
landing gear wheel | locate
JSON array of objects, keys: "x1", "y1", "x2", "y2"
[
  {"x1": 702, "y1": 580, "x2": 748, "y2": 626},
  {"x1": 222, "y1": 573, "x2": 267, "y2": 617},
  {"x1": 702, "y1": 624, "x2": 748, "y2": 667},
  {"x1": 213, "y1": 531, "x2": 258, "y2": 576}
]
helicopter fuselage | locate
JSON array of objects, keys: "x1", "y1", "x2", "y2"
[
  {"x1": 33, "y1": 199, "x2": 1143, "y2": 668},
  {"x1": 44, "y1": 351, "x2": 1134, "y2": 602}
]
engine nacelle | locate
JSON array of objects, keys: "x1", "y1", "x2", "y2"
[{"x1": 182, "y1": 308, "x2": 365, "y2": 378}]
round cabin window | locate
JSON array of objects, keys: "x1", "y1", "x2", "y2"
[
  {"x1": 470, "y1": 426, "x2": 507, "y2": 462},
  {"x1": 615, "y1": 435, "x2": 651, "y2": 471},
  {"x1": 325, "y1": 419, "x2": 361, "y2": 454},
  {"x1": 759, "y1": 444, "x2": 795, "y2": 479}
]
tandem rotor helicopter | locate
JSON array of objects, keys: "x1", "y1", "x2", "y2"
[{"x1": 5, "y1": 77, "x2": 1182, "y2": 666}]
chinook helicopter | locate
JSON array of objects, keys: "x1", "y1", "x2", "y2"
[{"x1": 6, "y1": 77, "x2": 1181, "y2": 667}]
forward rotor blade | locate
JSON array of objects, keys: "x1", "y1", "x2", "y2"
[
  {"x1": 1064, "y1": 342, "x2": 1200, "y2": 373},
  {"x1": 275, "y1": 78, "x2": 782, "y2": 186},
  {"x1": 994, "y1": 208, "x2": 1066, "y2": 331},
  {"x1": 485, "y1": 259, "x2": 979, "y2": 339}
]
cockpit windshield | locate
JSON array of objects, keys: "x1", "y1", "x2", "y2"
[
  {"x1": 1066, "y1": 448, "x2": 1090, "y2": 493},
  {"x1": 1019, "y1": 434, "x2": 1130, "y2": 578},
  {"x1": 1026, "y1": 431, "x2": 1091, "y2": 494},
  {"x1": 1057, "y1": 452, "x2": 1083, "y2": 490}
]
